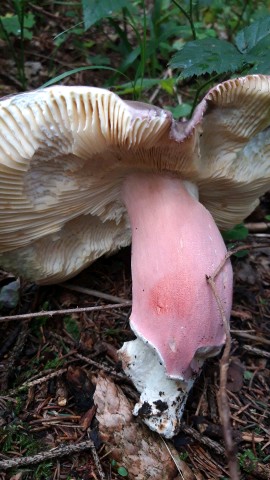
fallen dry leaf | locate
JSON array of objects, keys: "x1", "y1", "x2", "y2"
[
  {"x1": 65, "y1": 366, "x2": 95, "y2": 411},
  {"x1": 94, "y1": 374, "x2": 179, "y2": 480}
]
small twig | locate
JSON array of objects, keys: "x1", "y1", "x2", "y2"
[
  {"x1": 49, "y1": 332, "x2": 127, "y2": 380},
  {"x1": 28, "y1": 2, "x2": 69, "y2": 21},
  {"x1": 14, "y1": 368, "x2": 67, "y2": 393},
  {"x1": 207, "y1": 253, "x2": 240, "y2": 479},
  {"x1": 242, "y1": 345, "x2": 270, "y2": 359},
  {"x1": 181, "y1": 424, "x2": 226, "y2": 456},
  {"x1": 0, "y1": 440, "x2": 95, "y2": 470},
  {"x1": 244, "y1": 222, "x2": 270, "y2": 232},
  {"x1": 149, "y1": 68, "x2": 170, "y2": 104},
  {"x1": 211, "y1": 243, "x2": 270, "y2": 279},
  {"x1": 231, "y1": 331, "x2": 270, "y2": 346},
  {"x1": 205, "y1": 240, "x2": 270, "y2": 475},
  {"x1": 75, "y1": 352, "x2": 127, "y2": 380},
  {"x1": 161, "y1": 438, "x2": 189, "y2": 479},
  {"x1": 0, "y1": 302, "x2": 131, "y2": 323},
  {"x1": 61, "y1": 283, "x2": 130, "y2": 304},
  {"x1": 87, "y1": 430, "x2": 106, "y2": 480}
]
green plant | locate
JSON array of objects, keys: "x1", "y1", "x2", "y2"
[
  {"x1": 222, "y1": 224, "x2": 249, "y2": 242},
  {"x1": 238, "y1": 449, "x2": 258, "y2": 473},
  {"x1": 34, "y1": 461, "x2": 54, "y2": 480},
  {"x1": 179, "y1": 451, "x2": 189, "y2": 461},
  {"x1": 1, "y1": 422, "x2": 41, "y2": 455},
  {"x1": 64, "y1": 315, "x2": 80, "y2": 340},
  {"x1": 111, "y1": 459, "x2": 129, "y2": 477},
  {"x1": 0, "y1": 0, "x2": 35, "y2": 89},
  {"x1": 1, "y1": 422, "x2": 55, "y2": 477},
  {"x1": 169, "y1": 9, "x2": 270, "y2": 112},
  {"x1": 80, "y1": 0, "x2": 183, "y2": 97}
]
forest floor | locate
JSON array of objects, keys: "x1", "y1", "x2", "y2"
[{"x1": 0, "y1": 3, "x2": 270, "y2": 479}]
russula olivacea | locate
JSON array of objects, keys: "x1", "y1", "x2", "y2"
[{"x1": 0, "y1": 76, "x2": 270, "y2": 437}]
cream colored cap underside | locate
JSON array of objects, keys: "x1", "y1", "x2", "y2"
[
  {"x1": 0, "y1": 86, "x2": 177, "y2": 281},
  {"x1": 0, "y1": 78, "x2": 270, "y2": 282}
]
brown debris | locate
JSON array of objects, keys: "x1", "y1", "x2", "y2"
[
  {"x1": 94, "y1": 374, "x2": 179, "y2": 480},
  {"x1": 226, "y1": 359, "x2": 244, "y2": 393}
]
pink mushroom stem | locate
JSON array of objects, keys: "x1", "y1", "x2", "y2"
[{"x1": 121, "y1": 172, "x2": 233, "y2": 383}]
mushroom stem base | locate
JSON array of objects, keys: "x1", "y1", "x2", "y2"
[{"x1": 118, "y1": 338, "x2": 194, "y2": 438}]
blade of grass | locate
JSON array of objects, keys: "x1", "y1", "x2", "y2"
[{"x1": 40, "y1": 66, "x2": 129, "y2": 88}]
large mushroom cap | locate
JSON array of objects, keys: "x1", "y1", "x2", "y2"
[
  {"x1": 0, "y1": 86, "x2": 178, "y2": 282},
  {"x1": 0, "y1": 77, "x2": 270, "y2": 283}
]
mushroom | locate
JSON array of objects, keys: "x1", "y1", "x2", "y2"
[{"x1": 0, "y1": 76, "x2": 270, "y2": 437}]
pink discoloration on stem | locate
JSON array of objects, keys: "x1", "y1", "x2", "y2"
[{"x1": 122, "y1": 174, "x2": 233, "y2": 380}]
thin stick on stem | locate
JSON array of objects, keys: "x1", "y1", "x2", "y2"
[
  {"x1": 207, "y1": 274, "x2": 240, "y2": 480},
  {"x1": 206, "y1": 249, "x2": 241, "y2": 480},
  {"x1": 205, "y1": 237, "x2": 269, "y2": 477}
]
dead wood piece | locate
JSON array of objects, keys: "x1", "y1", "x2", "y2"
[
  {"x1": 9, "y1": 368, "x2": 67, "y2": 396},
  {"x1": 0, "y1": 440, "x2": 94, "y2": 470},
  {"x1": 94, "y1": 374, "x2": 179, "y2": 480},
  {"x1": 181, "y1": 424, "x2": 225, "y2": 456}
]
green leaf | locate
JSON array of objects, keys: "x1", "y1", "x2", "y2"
[
  {"x1": 40, "y1": 66, "x2": 128, "y2": 88},
  {"x1": 245, "y1": 35, "x2": 270, "y2": 74},
  {"x1": 222, "y1": 224, "x2": 249, "y2": 241},
  {"x1": 82, "y1": 0, "x2": 131, "y2": 30},
  {"x1": 226, "y1": 242, "x2": 248, "y2": 258},
  {"x1": 165, "y1": 103, "x2": 192, "y2": 118},
  {"x1": 235, "y1": 16, "x2": 270, "y2": 54},
  {"x1": 244, "y1": 370, "x2": 253, "y2": 380},
  {"x1": 118, "y1": 466, "x2": 128, "y2": 477},
  {"x1": 0, "y1": 15, "x2": 21, "y2": 36},
  {"x1": 170, "y1": 38, "x2": 244, "y2": 79},
  {"x1": 64, "y1": 316, "x2": 80, "y2": 340},
  {"x1": 160, "y1": 78, "x2": 175, "y2": 95},
  {"x1": 113, "y1": 78, "x2": 161, "y2": 95},
  {"x1": 265, "y1": 215, "x2": 270, "y2": 221},
  {"x1": 0, "y1": 13, "x2": 35, "y2": 39}
]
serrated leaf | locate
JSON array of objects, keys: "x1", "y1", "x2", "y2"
[
  {"x1": 235, "y1": 16, "x2": 270, "y2": 54},
  {"x1": 170, "y1": 38, "x2": 244, "y2": 79},
  {"x1": 245, "y1": 35, "x2": 270, "y2": 74},
  {"x1": 82, "y1": 0, "x2": 131, "y2": 30}
]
